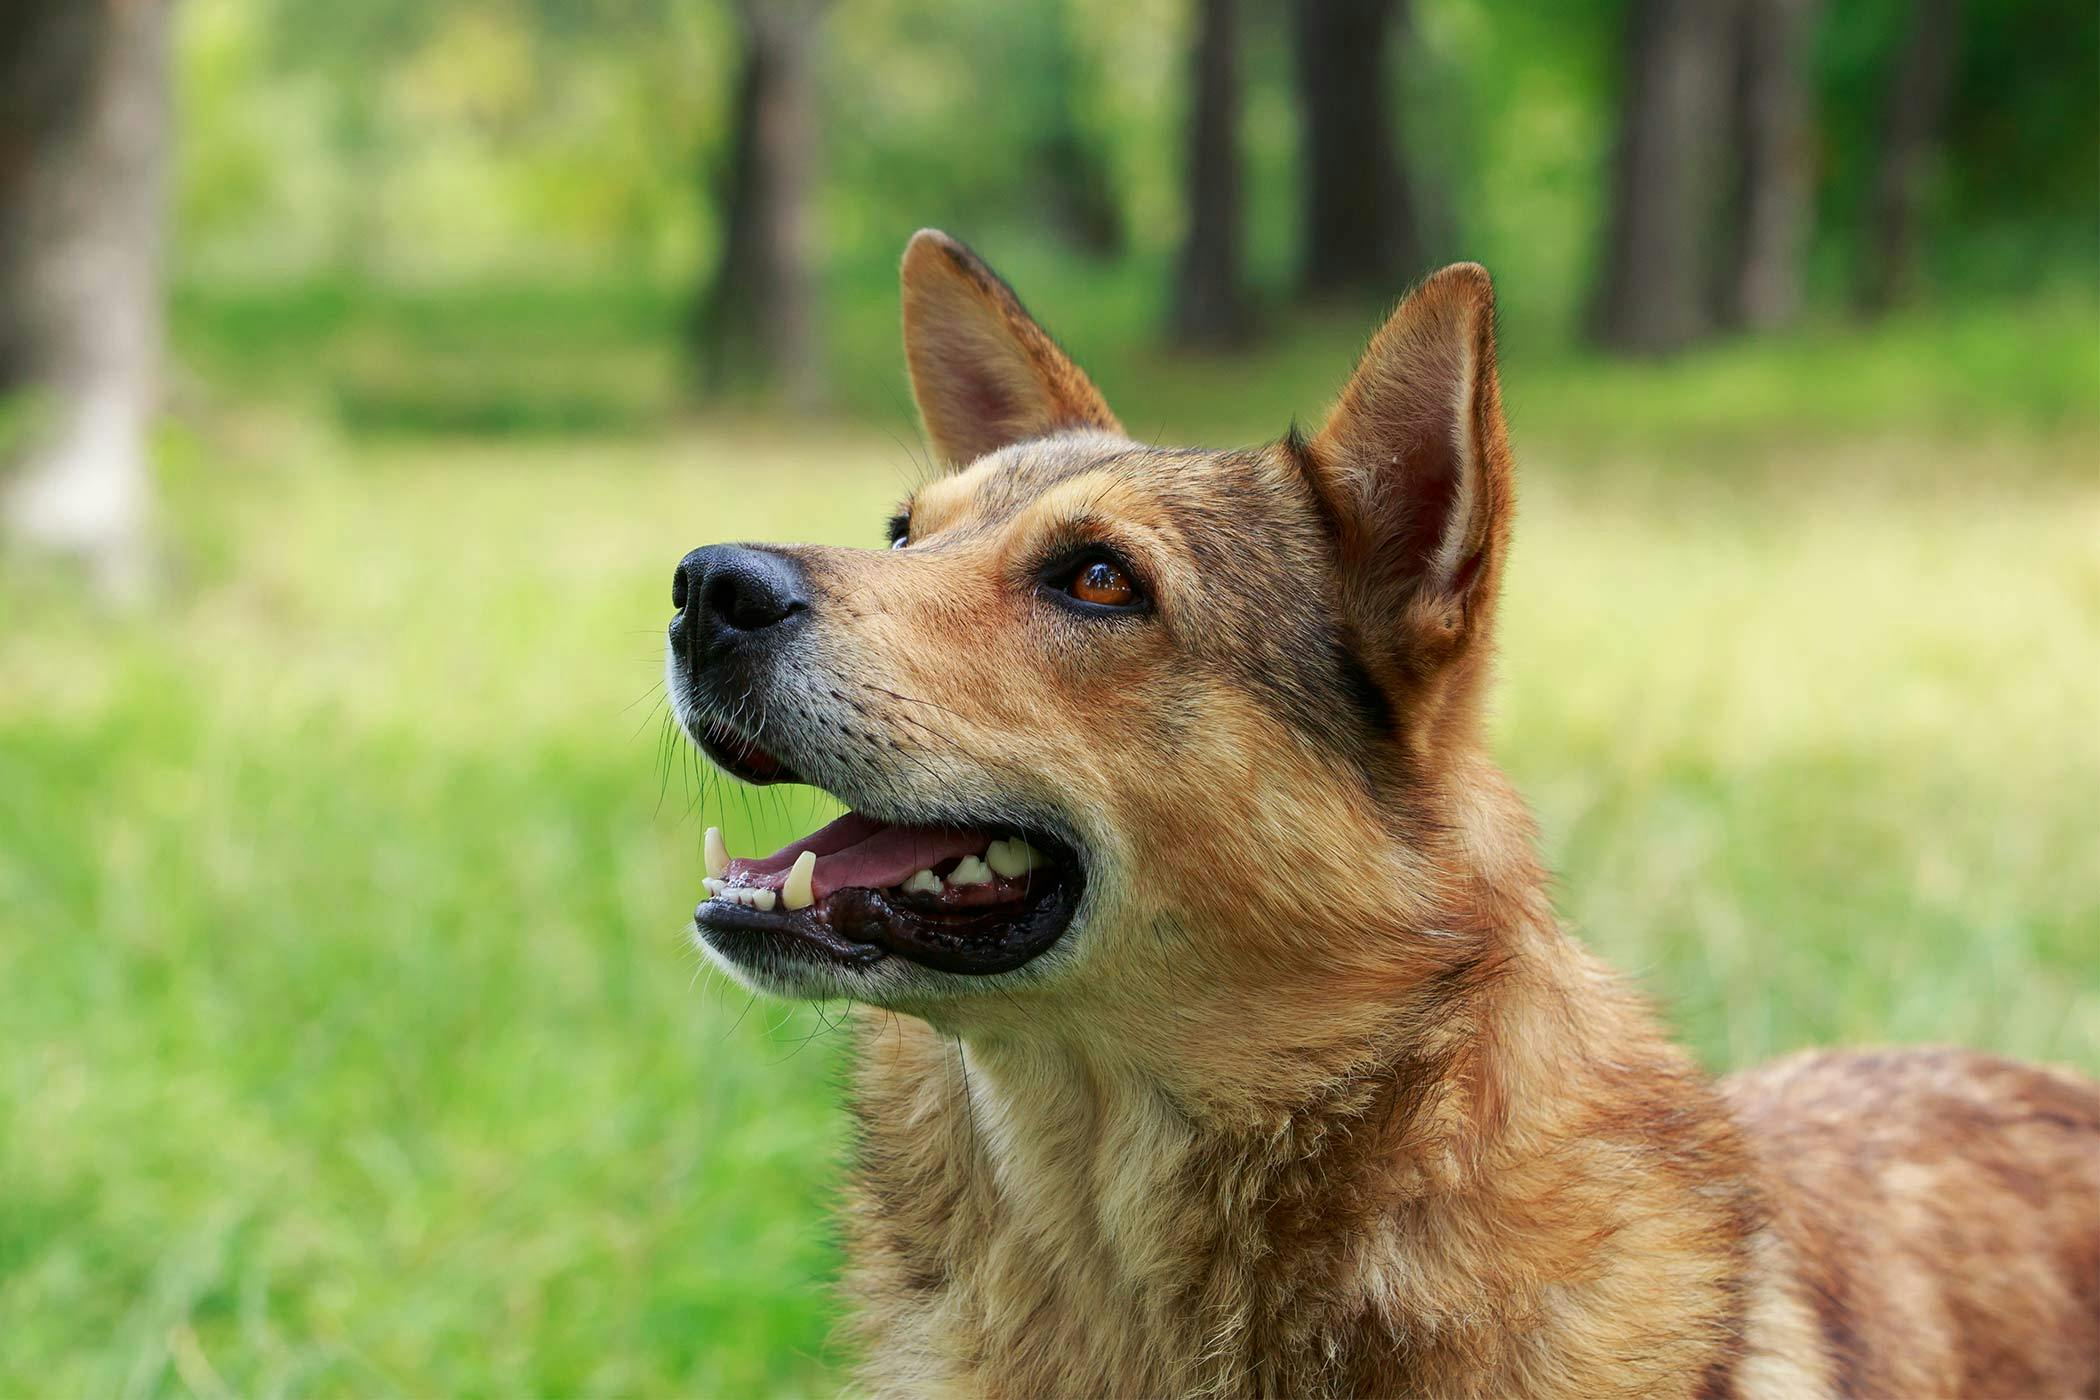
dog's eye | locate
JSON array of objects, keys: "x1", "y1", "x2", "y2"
[{"x1": 1065, "y1": 559, "x2": 1135, "y2": 607}]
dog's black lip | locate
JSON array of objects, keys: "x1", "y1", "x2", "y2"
[
  {"x1": 696, "y1": 827, "x2": 1085, "y2": 976},
  {"x1": 693, "y1": 719, "x2": 800, "y2": 786},
  {"x1": 697, "y1": 901, "x2": 888, "y2": 967}
]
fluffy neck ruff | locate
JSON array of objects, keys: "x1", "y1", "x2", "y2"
[{"x1": 841, "y1": 896, "x2": 1762, "y2": 1398}]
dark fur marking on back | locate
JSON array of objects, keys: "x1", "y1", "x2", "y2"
[
  {"x1": 1805, "y1": 1258, "x2": 1870, "y2": 1398},
  {"x1": 1693, "y1": 1356, "x2": 1737, "y2": 1400},
  {"x1": 1693, "y1": 1262, "x2": 1750, "y2": 1400}
]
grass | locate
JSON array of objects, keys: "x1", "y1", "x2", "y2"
[{"x1": 4, "y1": 285, "x2": 2098, "y2": 1393}]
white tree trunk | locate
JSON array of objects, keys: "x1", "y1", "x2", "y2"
[{"x1": 1, "y1": 0, "x2": 170, "y2": 601}]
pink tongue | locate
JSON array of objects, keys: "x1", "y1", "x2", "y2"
[{"x1": 725, "y1": 812, "x2": 988, "y2": 900}]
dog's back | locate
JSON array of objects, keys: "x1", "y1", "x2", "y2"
[{"x1": 1728, "y1": 1047, "x2": 2100, "y2": 1396}]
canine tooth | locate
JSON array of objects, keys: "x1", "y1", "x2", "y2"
[
  {"x1": 703, "y1": 878, "x2": 726, "y2": 897},
  {"x1": 704, "y1": 827, "x2": 729, "y2": 880},
  {"x1": 948, "y1": 854, "x2": 992, "y2": 887},
  {"x1": 902, "y1": 868, "x2": 942, "y2": 895},
  {"x1": 749, "y1": 888, "x2": 777, "y2": 912},
  {"x1": 985, "y1": 838, "x2": 1041, "y2": 878},
  {"x1": 782, "y1": 850, "x2": 816, "y2": 911}
]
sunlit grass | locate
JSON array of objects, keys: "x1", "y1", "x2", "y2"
[{"x1": 2, "y1": 379, "x2": 2096, "y2": 1390}]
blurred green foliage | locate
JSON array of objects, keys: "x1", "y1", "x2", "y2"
[{"x1": 174, "y1": 0, "x2": 2096, "y2": 334}]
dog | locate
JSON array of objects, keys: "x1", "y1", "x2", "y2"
[{"x1": 667, "y1": 230, "x2": 2100, "y2": 1397}]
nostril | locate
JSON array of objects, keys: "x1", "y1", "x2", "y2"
[
  {"x1": 717, "y1": 577, "x2": 797, "y2": 631},
  {"x1": 672, "y1": 564, "x2": 690, "y2": 612},
  {"x1": 703, "y1": 575, "x2": 743, "y2": 627}
]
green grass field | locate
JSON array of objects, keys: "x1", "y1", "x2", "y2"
[{"x1": 3, "y1": 291, "x2": 2098, "y2": 1394}]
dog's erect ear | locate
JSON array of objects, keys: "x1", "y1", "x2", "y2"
[
  {"x1": 901, "y1": 229, "x2": 1121, "y2": 469},
  {"x1": 1305, "y1": 263, "x2": 1513, "y2": 648}
]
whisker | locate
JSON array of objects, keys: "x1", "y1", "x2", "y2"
[{"x1": 858, "y1": 682, "x2": 972, "y2": 723}]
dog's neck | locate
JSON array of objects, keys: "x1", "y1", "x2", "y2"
[{"x1": 841, "y1": 779, "x2": 1760, "y2": 1395}]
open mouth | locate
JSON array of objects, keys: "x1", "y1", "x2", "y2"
[{"x1": 690, "y1": 740, "x2": 1082, "y2": 977}]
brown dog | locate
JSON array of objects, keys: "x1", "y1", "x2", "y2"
[{"x1": 667, "y1": 230, "x2": 2100, "y2": 1397}]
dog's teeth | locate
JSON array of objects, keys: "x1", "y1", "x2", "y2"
[
  {"x1": 704, "y1": 827, "x2": 729, "y2": 880},
  {"x1": 901, "y1": 868, "x2": 942, "y2": 895},
  {"x1": 782, "y1": 850, "x2": 816, "y2": 911},
  {"x1": 749, "y1": 888, "x2": 777, "y2": 912},
  {"x1": 985, "y1": 838, "x2": 1042, "y2": 878},
  {"x1": 948, "y1": 854, "x2": 993, "y2": 887},
  {"x1": 703, "y1": 877, "x2": 726, "y2": 897}
]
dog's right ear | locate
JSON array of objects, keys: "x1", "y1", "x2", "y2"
[
  {"x1": 901, "y1": 229, "x2": 1121, "y2": 469},
  {"x1": 1305, "y1": 263, "x2": 1514, "y2": 663}
]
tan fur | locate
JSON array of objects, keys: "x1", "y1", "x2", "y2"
[{"x1": 699, "y1": 233, "x2": 2100, "y2": 1397}]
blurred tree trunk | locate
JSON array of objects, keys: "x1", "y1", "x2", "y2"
[
  {"x1": 0, "y1": 0, "x2": 169, "y2": 599},
  {"x1": 1036, "y1": 128, "x2": 1124, "y2": 260},
  {"x1": 1858, "y1": 0, "x2": 1960, "y2": 314},
  {"x1": 1591, "y1": 0, "x2": 1733, "y2": 354},
  {"x1": 1290, "y1": 0, "x2": 1425, "y2": 299},
  {"x1": 693, "y1": 0, "x2": 827, "y2": 406},
  {"x1": 1720, "y1": 0, "x2": 1820, "y2": 331},
  {"x1": 1030, "y1": 11, "x2": 1124, "y2": 260},
  {"x1": 1170, "y1": 0, "x2": 1251, "y2": 346}
]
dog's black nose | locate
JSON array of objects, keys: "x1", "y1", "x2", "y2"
[{"x1": 673, "y1": 545, "x2": 810, "y2": 655}]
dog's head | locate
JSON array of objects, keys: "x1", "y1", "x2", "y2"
[{"x1": 671, "y1": 231, "x2": 1517, "y2": 1081}]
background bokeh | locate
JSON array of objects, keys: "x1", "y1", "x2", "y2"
[{"x1": 2, "y1": 0, "x2": 2095, "y2": 1393}]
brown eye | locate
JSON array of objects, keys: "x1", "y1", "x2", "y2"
[{"x1": 1068, "y1": 558, "x2": 1135, "y2": 607}]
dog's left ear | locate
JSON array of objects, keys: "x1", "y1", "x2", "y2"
[
  {"x1": 1305, "y1": 263, "x2": 1513, "y2": 654},
  {"x1": 901, "y1": 229, "x2": 1121, "y2": 469}
]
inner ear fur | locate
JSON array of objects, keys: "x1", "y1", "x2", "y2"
[
  {"x1": 900, "y1": 228, "x2": 1121, "y2": 469},
  {"x1": 1305, "y1": 262, "x2": 1513, "y2": 640}
]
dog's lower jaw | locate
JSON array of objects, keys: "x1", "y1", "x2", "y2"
[{"x1": 839, "y1": 919, "x2": 1777, "y2": 1399}]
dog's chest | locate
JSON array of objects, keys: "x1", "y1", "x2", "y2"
[{"x1": 845, "y1": 1044, "x2": 1312, "y2": 1395}]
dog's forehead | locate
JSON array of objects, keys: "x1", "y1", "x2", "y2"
[
  {"x1": 889, "y1": 430, "x2": 1390, "y2": 764},
  {"x1": 914, "y1": 432, "x2": 1307, "y2": 541}
]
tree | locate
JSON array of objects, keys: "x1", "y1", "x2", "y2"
[
  {"x1": 1720, "y1": 0, "x2": 1821, "y2": 331},
  {"x1": 694, "y1": 0, "x2": 829, "y2": 404},
  {"x1": 1859, "y1": 0, "x2": 1960, "y2": 313},
  {"x1": 1025, "y1": 7, "x2": 1125, "y2": 260},
  {"x1": 1, "y1": 0, "x2": 171, "y2": 598},
  {"x1": 1290, "y1": 0, "x2": 1426, "y2": 298},
  {"x1": 1591, "y1": 0, "x2": 1733, "y2": 354},
  {"x1": 1170, "y1": 0, "x2": 1253, "y2": 346}
]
